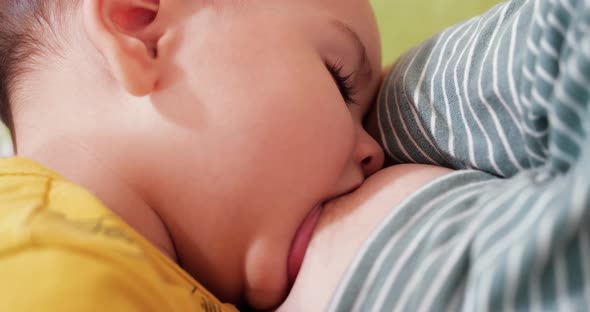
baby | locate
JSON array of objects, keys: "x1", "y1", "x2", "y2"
[{"x1": 0, "y1": 0, "x2": 450, "y2": 311}]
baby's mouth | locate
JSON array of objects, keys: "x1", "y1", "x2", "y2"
[
  {"x1": 286, "y1": 203, "x2": 324, "y2": 287},
  {"x1": 285, "y1": 182, "x2": 363, "y2": 287}
]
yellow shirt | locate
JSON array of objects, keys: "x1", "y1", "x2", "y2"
[{"x1": 0, "y1": 157, "x2": 237, "y2": 312}]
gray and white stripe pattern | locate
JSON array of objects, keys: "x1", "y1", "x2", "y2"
[{"x1": 330, "y1": 0, "x2": 590, "y2": 310}]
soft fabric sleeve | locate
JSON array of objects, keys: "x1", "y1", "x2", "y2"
[{"x1": 374, "y1": 0, "x2": 541, "y2": 177}]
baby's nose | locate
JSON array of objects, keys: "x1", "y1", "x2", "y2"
[{"x1": 355, "y1": 127, "x2": 385, "y2": 178}]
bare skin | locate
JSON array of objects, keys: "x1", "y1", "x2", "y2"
[{"x1": 279, "y1": 164, "x2": 453, "y2": 311}]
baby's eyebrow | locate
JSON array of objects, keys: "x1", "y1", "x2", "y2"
[{"x1": 329, "y1": 19, "x2": 374, "y2": 84}]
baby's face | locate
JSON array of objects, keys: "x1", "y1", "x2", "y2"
[{"x1": 153, "y1": 0, "x2": 383, "y2": 308}]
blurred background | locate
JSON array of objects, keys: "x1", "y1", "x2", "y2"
[
  {"x1": 371, "y1": 0, "x2": 502, "y2": 63},
  {"x1": 0, "y1": 0, "x2": 502, "y2": 157}
]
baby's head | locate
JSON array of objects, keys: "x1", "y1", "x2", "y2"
[{"x1": 0, "y1": 0, "x2": 384, "y2": 308}]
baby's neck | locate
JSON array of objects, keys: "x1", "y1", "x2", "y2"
[{"x1": 18, "y1": 134, "x2": 179, "y2": 262}]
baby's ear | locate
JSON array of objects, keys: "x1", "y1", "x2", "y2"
[{"x1": 83, "y1": 0, "x2": 179, "y2": 96}]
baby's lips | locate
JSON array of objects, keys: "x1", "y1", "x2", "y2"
[{"x1": 287, "y1": 203, "x2": 324, "y2": 287}]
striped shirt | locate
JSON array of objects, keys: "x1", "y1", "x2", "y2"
[{"x1": 330, "y1": 0, "x2": 590, "y2": 310}]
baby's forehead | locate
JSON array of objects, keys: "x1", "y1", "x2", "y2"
[{"x1": 177, "y1": 0, "x2": 380, "y2": 76}]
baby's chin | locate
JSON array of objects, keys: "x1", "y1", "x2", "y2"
[
  {"x1": 243, "y1": 173, "x2": 389, "y2": 310},
  {"x1": 243, "y1": 199, "x2": 358, "y2": 310},
  {"x1": 243, "y1": 237, "x2": 291, "y2": 310}
]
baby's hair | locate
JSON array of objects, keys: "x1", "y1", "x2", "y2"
[{"x1": 0, "y1": 0, "x2": 77, "y2": 133}]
